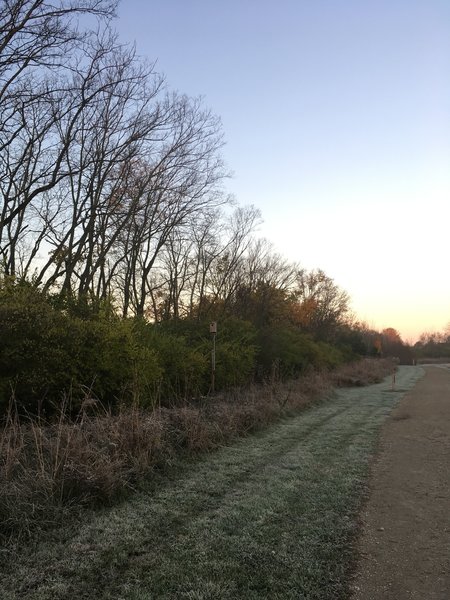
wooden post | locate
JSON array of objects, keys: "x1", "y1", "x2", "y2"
[{"x1": 210, "y1": 321, "x2": 217, "y2": 393}]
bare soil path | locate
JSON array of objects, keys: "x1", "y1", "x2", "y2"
[{"x1": 352, "y1": 365, "x2": 450, "y2": 600}]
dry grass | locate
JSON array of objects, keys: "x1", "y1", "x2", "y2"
[
  {"x1": 0, "y1": 359, "x2": 394, "y2": 538},
  {"x1": 0, "y1": 407, "x2": 165, "y2": 535},
  {"x1": 331, "y1": 357, "x2": 395, "y2": 387}
]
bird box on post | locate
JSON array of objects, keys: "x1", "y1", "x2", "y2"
[{"x1": 209, "y1": 321, "x2": 217, "y2": 334}]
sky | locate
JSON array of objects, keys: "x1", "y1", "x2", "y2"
[{"x1": 116, "y1": 0, "x2": 450, "y2": 342}]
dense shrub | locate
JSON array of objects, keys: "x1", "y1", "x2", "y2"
[
  {"x1": 0, "y1": 279, "x2": 373, "y2": 416},
  {"x1": 0, "y1": 282, "x2": 161, "y2": 415},
  {"x1": 333, "y1": 325, "x2": 368, "y2": 356},
  {"x1": 133, "y1": 317, "x2": 258, "y2": 400},
  {"x1": 256, "y1": 326, "x2": 345, "y2": 379},
  {"x1": 132, "y1": 321, "x2": 209, "y2": 402},
  {"x1": 0, "y1": 282, "x2": 260, "y2": 413},
  {"x1": 197, "y1": 317, "x2": 257, "y2": 389}
]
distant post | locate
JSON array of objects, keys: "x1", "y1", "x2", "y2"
[{"x1": 210, "y1": 321, "x2": 217, "y2": 393}]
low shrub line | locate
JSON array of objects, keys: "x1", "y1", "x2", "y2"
[
  {"x1": 0, "y1": 358, "x2": 393, "y2": 538},
  {"x1": 0, "y1": 281, "x2": 376, "y2": 417}
]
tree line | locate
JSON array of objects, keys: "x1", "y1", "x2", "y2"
[
  {"x1": 0, "y1": 1, "x2": 407, "y2": 416},
  {"x1": 414, "y1": 326, "x2": 450, "y2": 362},
  {"x1": 1, "y1": 0, "x2": 229, "y2": 315},
  {"x1": 0, "y1": 1, "x2": 355, "y2": 327}
]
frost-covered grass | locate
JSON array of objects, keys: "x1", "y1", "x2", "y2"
[
  {"x1": 0, "y1": 367, "x2": 423, "y2": 600},
  {"x1": 0, "y1": 359, "x2": 391, "y2": 537}
]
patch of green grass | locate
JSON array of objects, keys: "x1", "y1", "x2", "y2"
[{"x1": 0, "y1": 367, "x2": 423, "y2": 600}]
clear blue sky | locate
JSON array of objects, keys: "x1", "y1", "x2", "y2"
[{"x1": 116, "y1": 0, "x2": 450, "y2": 341}]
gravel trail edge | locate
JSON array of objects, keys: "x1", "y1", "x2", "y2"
[{"x1": 351, "y1": 365, "x2": 450, "y2": 600}]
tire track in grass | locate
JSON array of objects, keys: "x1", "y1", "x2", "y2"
[
  {"x1": 160, "y1": 396, "x2": 406, "y2": 599},
  {"x1": 1, "y1": 367, "x2": 423, "y2": 600}
]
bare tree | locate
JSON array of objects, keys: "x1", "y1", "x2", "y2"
[
  {"x1": 216, "y1": 238, "x2": 298, "y2": 326},
  {"x1": 148, "y1": 204, "x2": 261, "y2": 321},
  {"x1": 294, "y1": 269, "x2": 350, "y2": 340},
  {"x1": 112, "y1": 94, "x2": 228, "y2": 317},
  {"x1": 0, "y1": 0, "x2": 233, "y2": 321},
  {"x1": 34, "y1": 36, "x2": 164, "y2": 297},
  {"x1": 0, "y1": 0, "x2": 117, "y2": 272}
]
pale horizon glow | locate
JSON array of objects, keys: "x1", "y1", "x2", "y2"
[{"x1": 116, "y1": 0, "x2": 450, "y2": 342}]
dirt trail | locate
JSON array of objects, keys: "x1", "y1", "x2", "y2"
[{"x1": 352, "y1": 366, "x2": 450, "y2": 600}]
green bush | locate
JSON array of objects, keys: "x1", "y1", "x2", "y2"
[
  {"x1": 0, "y1": 282, "x2": 162, "y2": 414},
  {"x1": 133, "y1": 317, "x2": 258, "y2": 400},
  {"x1": 207, "y1": 317, "x2": 257, "y2": 389},
  {"x1": 214, "y1": 339, "x2": 256, "y2": 389},
  {"x1": 73, "y1": 319, "x2": 162, "y2": 408},
  {"x1": 167, "y1": 317, "x2": 257, "y2": 389},
  {"x1": 256, "y1": 326, "x2": 345, "y2": 379},
  {"x1": 315, "y1": 341, "x2": 346, "y2": 369},
  {"x1": 0, "y1": 279, "x2": 357, "y2": 416},
  {"x1": 133, "y1": 321, "x2": 209, "y2": 402}
]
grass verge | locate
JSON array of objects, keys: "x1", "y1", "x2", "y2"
[
  {"x1": 0, "y1": 360, "x2": 392, "y2": 536},
  {"x1": 0, "y1": 365, "x2": 423, "y2": 599},
  {"x1": 0, "y1": 359, "x2": 393, "y2": 538}
]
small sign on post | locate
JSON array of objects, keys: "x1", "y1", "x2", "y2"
[{"x1": 210, "y1": 322, "x2": 217, "y2": 393}]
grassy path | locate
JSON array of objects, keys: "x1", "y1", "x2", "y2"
[{"x1": 1, "y1": 367, "x2": 423, "y2": 600}]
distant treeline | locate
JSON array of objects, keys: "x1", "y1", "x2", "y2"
[{"x1": 414, "y1": 329, "x2": 450, "y2": 362}]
